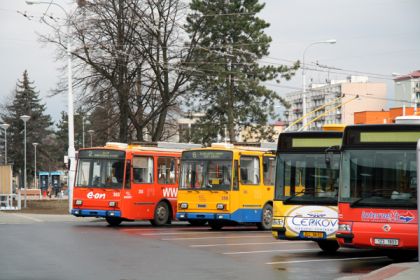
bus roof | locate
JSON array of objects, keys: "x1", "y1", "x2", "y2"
[
  {"x1": 184, "y1": 142, "x2": 276, "y2": 154},
  {"x1": 342, "y1": 124, "x2": 420, "y2": 148},
  {"x1": 277, "y1": 131, "x2": 343, "y2": 152}
]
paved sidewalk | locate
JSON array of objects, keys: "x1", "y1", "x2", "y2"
[
  {"x1": 337, "y1": 262, "x2": 419, "y2": 280},
  {"x1": 0, "y1": 211, "x2": 96, "y2": 224}
]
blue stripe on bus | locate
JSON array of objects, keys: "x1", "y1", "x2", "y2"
[
  {"x1": 176, "y1": 208, "x2": 262, "y2": 223},
  {"x1": 71, "y1": 209, "x2": 121, "y2": 218}
]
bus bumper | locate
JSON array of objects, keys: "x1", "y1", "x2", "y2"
[
  {"x1": 337, "y1": 222, "x2": 418, "y2": 250},
  {"x1": 71, "y1": 208, "x2": 121, "y2": 218},
  {"x1": 177, "y1": 212, "x2": 231, "y2": 221}
]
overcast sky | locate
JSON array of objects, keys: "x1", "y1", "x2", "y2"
[{"x1": 1, "y1": 0, "x2": 419, "y2": 123}]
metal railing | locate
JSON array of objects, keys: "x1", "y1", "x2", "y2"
[{"x1": 0, "y1": 193, "x2": 21, "y2": 210}]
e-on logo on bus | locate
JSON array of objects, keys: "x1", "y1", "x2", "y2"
[
  {"x1": 87, "y1": 191, "x2": 106, "y2": 199},
  {"x1": 285, "y1": 206, "x2": 338, "y2": 236}
]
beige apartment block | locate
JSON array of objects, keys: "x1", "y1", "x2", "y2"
[{"x1": 284, "y1": 76, "x2": 387, "y2": 131}]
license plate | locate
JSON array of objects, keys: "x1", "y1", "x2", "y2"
[
  {"x1": 301, "y1": 231, "x2": 324, "y2": 239},
  {"x1": 374, "y1": 238, "x2": 399, "y2": 246}
]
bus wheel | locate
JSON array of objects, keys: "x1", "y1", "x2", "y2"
[
  {"x1": 386, "y1": 250, "x2": 417, "y2": 262},
  {"x1": 105, "y1": 217, "x2": 122, "y2": 227},
  {"x1": 257, "y1": 204, "x2": 273, "y2": 230},
  {"x1": 317, "y1": 240, "x2": 339, "y2": 253},
  {"x1": 188, "y1": 220, "x2": 207, "y2": 226},
  {"x1": 209, "y1": 221, "x2": 223, "y2": 230},
  {"x1": 150, "y1": 201, "x2": 170, "y2": 226}
]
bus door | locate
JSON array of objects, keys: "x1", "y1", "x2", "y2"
[
  {"x1": 130, "y1": 155, "x2": 155, "y2": 219},
  {"x1": 157, "y1": 156, "x2": 179, "y2": 213},
  {"x1": 233, "y1": 154, "x2": 263, "y2": 222}
]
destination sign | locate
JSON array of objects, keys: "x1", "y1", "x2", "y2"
[
  {"x1": 78, "y1": 149, "x2": 126, "y2": 159},
  {"x1": 360, "y1": 131, "x2": 420, "y2": 143},
  {"x1": 292, "y1": 138, "x2": 341, "y2": 148},
  {"x1": 182, "y1": 150, "x2": 233, "y2": 160}
]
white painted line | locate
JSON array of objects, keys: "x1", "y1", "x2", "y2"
[
  {"x1": 121, "y1": 227, "x2": 207, "y2": 232},
  {"x1": 142, "y1": 230, "x2": 264, "y2": 236},
  {"x1": 12, "y1": 213, "x2": 43, "y2": 222},
  {"x1": 142, "y1": 231, "x2": 239, "y2": 236},
  {"x1": 190, "y1": 241, "x2": 311, "y2": 247},
  {"x1": 266, "y1": 256, "x2": 385, "y2": 265},
  {"x1": 224, "y1": 248, "x2": 319, "y2": 255},
  {"x1": 162, "y1": 235, "x2": 271, "y2": 241}
]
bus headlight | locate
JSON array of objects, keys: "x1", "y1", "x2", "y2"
[
  {"x1": 338, "y1": 223, "x2": 352, "y2": 232},
  {"x1": 216, "y1": 203, "x2": 225, "y2": 210},
  {"x1": 180, "y1": 203, "x2": 188, "y2": 209},
  {"x1": 109, "y1": 201, "x2": 117, "y2": 207},
  {"x1": 272, "y1": 218, "x2": 284, "y2": 227},
  {"x1": 75, "y1": 200, "x2": 83, "y2": 206}
]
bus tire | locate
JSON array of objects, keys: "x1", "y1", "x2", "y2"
[
  {"x1": 257, "y1": 204, "x2": 273, "y2": 230},
  {"x1": 105, "y1": 217, "x2": 122, "y2": 227},
  {"x1": 188, "y1": 220, "x2": 207, "y2": 226},
  {"x1": 317, "y1": 240, "x2": 339, "y2": 253},
  {"x1": 209, "y1": 220, "x2": 224, "y2": 230},
  {"x1": 385, "y1": 250, "x2": 417, "y2": 262},
  {"x1": 150, "y1": 201, "x2": 170, "y2": 226}
]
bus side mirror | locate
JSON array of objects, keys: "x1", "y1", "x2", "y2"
[{"x1": 325, "y1": 145, "x2": 340, "y2": 166}]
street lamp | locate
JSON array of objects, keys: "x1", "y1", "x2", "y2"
[
  {"x1": 0, "y1": 123, "x2": 10, "y2": 164},
  {"x1": 33, "y1": 143, "x2": 38, "y2": 189},
  {"x1": 26, "y1": 0, "x2": 76, "y2": 212},
  {"x1": 301, "y1": 39, "x2": 337, "y2": 130},
  {"x1": 87, "y1": 130, "x2": 94, "y2": 147},
  {"x1": 20, "y1": 115, "x2": 31, "y2": 208}
]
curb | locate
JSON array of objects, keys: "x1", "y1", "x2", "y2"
[{"x1": 337, "y1": 262, "x2": 419, "y2": 280}]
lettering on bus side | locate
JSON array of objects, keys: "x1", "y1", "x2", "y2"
[
  {"x1": 87, "y1": 191, "x2": 106, "y2": 199},
  {"x1": 285, "y1": 206, "x2": 338, "y2": 237},
  {"x1": 163, "y1": 187, "x2": 178, "y2": 198}
]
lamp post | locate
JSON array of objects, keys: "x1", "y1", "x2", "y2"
[
  {"x1": 20, "y1": 115, "x2": 31, "y2": 208},
  {"x1": 33, "y1": 143, "x2": 38, "y2": 189},
  {"x1": 26, "y1": 0, "x2": 76, "y2": 212},
  {"x1": 302, "y1": 39, "x2": 336, "y2": 130},
  {"x1": 87, "y1": 130, "x2": 94, "y2": 147},
  {"x1": 1, "y1": 123, "x2": 10, "y2": 164}
]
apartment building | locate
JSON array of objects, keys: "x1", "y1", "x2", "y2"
[
  {"x1": 393, "y1": 70, "x2": 420, "y2": 108},
  {"x1": 284, "y1": 76, "x2": 387, "y2": 131}
]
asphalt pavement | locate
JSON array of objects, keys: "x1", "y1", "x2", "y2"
[{"x1": 0, "y1": 212, "x2": 418, "y2": 280}]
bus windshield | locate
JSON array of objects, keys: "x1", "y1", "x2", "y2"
[
  {"x1": 275, "y1": 153, "x2": 340, "y2": 204},
  {"x1": 179, "y1": 160, "x2": 232, "y2": 190},
  {"x1": 76, "y1": 158, "x2": 125, "y2": 189},
  {"x1": 339, "y1": 149, "x2": 417, "y2": 208}
]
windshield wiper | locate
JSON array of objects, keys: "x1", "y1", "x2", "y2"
[
  {"x1": 283, "y1": 191, "x2": 308, "y2": 203},
  {"x1": 350, "y1": 196, "x2": 376, "y2": 207}
]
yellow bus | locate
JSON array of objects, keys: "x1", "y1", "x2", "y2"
[
  {"x1": 176, "y1": 143, "x2": 276, "y2": 230},
  {"x1": 272, "y1": 131, "x2": 343, "y2": 252}
]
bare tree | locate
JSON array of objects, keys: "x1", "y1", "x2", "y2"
[{"x1": 41, "y1": 0, "x2": 199, "y2": 142}]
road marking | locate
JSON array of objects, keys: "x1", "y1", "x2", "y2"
[
  {"x1": 266, "y1": 256, "x2": 385, "y2": 265},
  {"x1": 141, "y1": 230, "x2": 264, "y2": 236},
  {"x1": 162, "y1": 235, "x2": 271, "y2": 241},
  {"x1": 190, "y1": 241, "x2": 311, "y2": 247},
  {"x1": 11, "y1": 213, "x2": 44, "y2": 222},
  {"x1": 224, "y1": 248, "x2": 318, "y2": 255}
]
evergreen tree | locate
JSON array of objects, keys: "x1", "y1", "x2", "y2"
[
  {"x1": 0, "y1": 70, "x2": 53, "y2": 187},
  {"x1": 185, "y1": 0, "x2": 298, "y2": 144}
]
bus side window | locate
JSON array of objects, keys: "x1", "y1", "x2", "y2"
[
  {"x1": 158, "y1": 157, "x2": 177, "y2": 184},
  {"x1": 133, "y1": 156, "x2": 154, "y2": 183},
  {"x1": 240, "y1": 156, "x2": 260, "y2": 185},
  {"x1": 263, "y1": 156, "x2": 276, "y2": 185},
  {"x1": 125, "y1": 160, "x2": 131, "y2": 189},
  {"x1": 233, "y1": 160, "x2": 239, "y2": 190}
]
